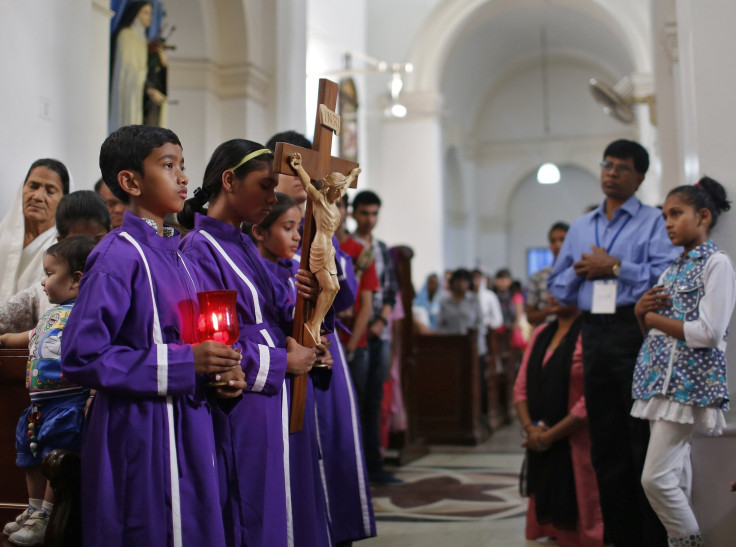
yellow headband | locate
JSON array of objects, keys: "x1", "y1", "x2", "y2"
[{"x1": 228, "y1": 148, "x2": 271, "y2": 172}]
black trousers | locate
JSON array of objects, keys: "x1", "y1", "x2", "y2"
[{"x1": 581, "y1": 309, "x2": 667, "y2": 547}]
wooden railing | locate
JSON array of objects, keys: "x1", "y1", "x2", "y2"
[
  {"x1": 0, "y1": 349, "x2": 30, "y2": 526},
  {"x1": 0, "y1": 349, "x2": 82, "y2": 547}
]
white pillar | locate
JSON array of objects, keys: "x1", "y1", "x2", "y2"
[
  {"x1": 675, "y1": 0, "x2": 736, "y2": 368},
  {"x1": 275, "y1": 0, "x2": 307, "y2": 133},
  {"x1": 631, "y1": 72, "x2": 661, "y2": 205},
  {"x1": 78, "y1": 0, "x2": 114, "y2": 187},
  {"x1": 0, "y1": 1, "x2": 112, "y2": 202},
  {"x1": 367, "y1": 91, "x2": 445, "y2": 289},
  {"x1": 675, "y1": 1, "x2": 736, "y2": 543},
  {"x1": 650, "y1": 0, "x2": 683, "y2": 193}
]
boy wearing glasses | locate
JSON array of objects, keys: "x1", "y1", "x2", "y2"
[{"x1": 547, "y1": 140, "x2": 678, "y2": 547}]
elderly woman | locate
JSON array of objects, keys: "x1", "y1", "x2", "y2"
[{"x1": 0, "y1": 159, "x2": 69, "y2": 301}]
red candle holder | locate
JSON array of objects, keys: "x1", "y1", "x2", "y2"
[{"x1": 197, "y1": 290, "x2": 239, "y2": 386}]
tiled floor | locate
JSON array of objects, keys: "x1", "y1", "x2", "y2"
[{"x1": 364, "y1": 425, "x2": 554, "y2": 546}]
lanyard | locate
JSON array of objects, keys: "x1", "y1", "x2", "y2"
[{"x1": 595, "y1": 214, "x2": 632, "y2": 253}]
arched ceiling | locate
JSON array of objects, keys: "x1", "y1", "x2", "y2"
[{"x1": 439, "y1": 2, "x2": 639, "y2": 134}]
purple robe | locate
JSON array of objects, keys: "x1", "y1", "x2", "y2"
[
  {"x1": 61, "y1": 213, "x2": 225, "y2": 547},
  {"x1": 272, "y1": 253, "x2": 376, "y2": 543},
  {"x1": 263, "y1": 258, "x2": 331, "y2": 547},
  {"x1": 179, "y1": 213, "x2": 291, "y2": 547}
]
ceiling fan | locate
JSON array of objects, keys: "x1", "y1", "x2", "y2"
[{"x1": 589, "y1": 76, "x2": 656, "y2": 125}]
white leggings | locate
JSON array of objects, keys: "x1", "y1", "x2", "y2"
[{"x1": 641, "y1": 419, "x2": 698, "y2": 539}]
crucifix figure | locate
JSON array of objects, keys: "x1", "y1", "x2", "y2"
[
  {"x1": 272, "y1": 78, "x2": 360, "y2": 432},
  {"x1": 290, "y1": 153, "x2": 361, "y2": 346}
]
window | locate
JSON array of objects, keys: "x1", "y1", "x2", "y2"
[{"x1": 527, "y1": 248, "x2": 553, "y2": 278}]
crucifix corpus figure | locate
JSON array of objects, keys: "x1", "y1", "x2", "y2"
[
  {"x1": 290, "y1": 153, "x2": 361, "y2": 346},
  {"x1": 272, "y1": 78, "x2": 361, "y2": 432}
]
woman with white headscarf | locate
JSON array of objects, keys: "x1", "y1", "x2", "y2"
[{"x1": 0, "y1": 158, "x2": 69, "y2": 301}]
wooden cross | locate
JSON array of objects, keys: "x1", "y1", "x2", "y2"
[{"x1": 273, "y1": 78, "x2": 360, "y2": 433}]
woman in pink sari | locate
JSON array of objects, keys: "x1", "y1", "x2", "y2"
[{"x1": 513, "y1": 299, "x2": 604, "y2": 547}]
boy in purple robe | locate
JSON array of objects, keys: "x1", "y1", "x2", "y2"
[
  {"x1": 61, "y1": 125, "x2": 245, "y2": 547},
  {"x1": 178, "y1": 140, "x2": 322, "y2": 547}
]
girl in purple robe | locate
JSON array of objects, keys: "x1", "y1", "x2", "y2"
[
  {"x1": 61, "y1": 125, "x2": 245, "y2": 547},
  {"x1": 247, "y1": 192, "x2": 332, "y2": 546},
  {"x1": 250, "y1": 193, "x2": 376, "y2": 544},
  {"x1": 178, "y1": 140, "x2": 321, "y2": 547}
]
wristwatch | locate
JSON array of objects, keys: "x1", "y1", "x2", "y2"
[{"x1": 612, "y1": 262, "x2": 621, "y2": 277}]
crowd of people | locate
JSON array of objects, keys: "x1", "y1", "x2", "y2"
[
  {"x1": 0, "y1": 131, "x2": 734, "y2": 547},
  {"x1": 0, "y1": 126, "x2": 398, "y2": 547},
  {"x1": 414, "y1": 140, "x2": 736, "y2": 547}
]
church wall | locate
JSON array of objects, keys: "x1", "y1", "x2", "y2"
[
  {"x1": 507, "y1": 165, "x2": 600, "y2": 283},
  {"x1": 367, "y1": 117, "x2": 446, "y2": 289},
  {"x1": 471, "y1": 60, "x2": 636, "y2": 277},
  {"x1": 673, "y1": 0, "x2": 736, "y2": 410},
  {"x1": 444, "y1": 225, "x2": 473, "y2": 273},
  {"x1": 475, "y1": 61, "x2": 632, "y2": 144},
  {"x1": 0, "y1": 1, "x2": 110, "y2": 213},
  {"x1": 666, "y1": 2, "x2": 736, "y2": 542},
  {"x1": 164, "y1": 0, "x2": 279, "y2": 188},
  {"x1": 442, "y1": 146, "x2": 478, "y2": 271},
  {"x1": 306, "y1": 0, "x2": 367, "y2": 162},
  {"x1": 650, "y1": 0, "x2": 683, "y2": 191},
  {"x1": 165, "y1": 89, "x2": 215, "y2": 187},
  {"x1": 365, "y1": 0, "x2": 443, "y2": 67},
  {"x1": 274, "y1": 0, "x2": 307, "y2": 133},
  {"x1": 306, "y1": 0, "x2": 449, "y2": 287},
  {"x1": 382, "y1": 0, "x2": 656, "y2": 287},
  {"x1": 306, "y1": 0, "x2": 447, "y2": 283},
  {"x1": 476, "y1": 232, "x2": 507, "y2": 278}
]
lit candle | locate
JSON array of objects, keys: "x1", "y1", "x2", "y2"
[{"x1": 197, "y1": 290, "x2": 239, "y2": 346}]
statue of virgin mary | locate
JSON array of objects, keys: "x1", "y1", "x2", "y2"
[{"x1": 108, "y1": 2, "x2": 154, "y2": 132}]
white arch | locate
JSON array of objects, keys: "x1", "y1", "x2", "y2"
[
  {"x1": 497, "y1": 158, "x2": 599, "y2": 220},
  {"x1": 405, "y1": 0, "x2": 650, "y2": 94},
  {"x1": 196, "y1": 0, "x2": 276, "y2": 73}
]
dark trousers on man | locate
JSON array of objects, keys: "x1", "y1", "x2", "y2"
[
  {"x1": 582, "y1": 308, "x2": 667, "y2": 547},
  {"x1": 347, "y1": 337, "x2": 390, "y2": 474}
]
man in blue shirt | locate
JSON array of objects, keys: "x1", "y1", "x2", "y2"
[{"x1": 548, "y1": 140, "x2": 677, "y2": 546}]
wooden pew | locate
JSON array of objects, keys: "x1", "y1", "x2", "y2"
[
  {"x1": 387, "y1": 245, "x2": 429, "y2": 464},
  {"x1": 408, "y1": 330, "x2": 489, "y2": 445},
  {"x1": 0, "y1": 349, "x2": 82, "y2": 547},
  {"x1": 0, "y1": 349, "x2": 30, "y2": 527}
]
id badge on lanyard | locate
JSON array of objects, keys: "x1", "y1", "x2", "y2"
[
  {"x1": 590, "y1": 215, "x2": 630, "y2": 314},
  {"x1": 592, "y1": 279, "x2": 617, "y2": 314}
]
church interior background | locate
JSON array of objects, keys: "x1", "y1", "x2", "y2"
[{"x1": 2, "y1": 0, "x2": 736, "y2": 544}]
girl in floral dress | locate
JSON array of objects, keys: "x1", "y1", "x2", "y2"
[{"x1": 632, "y1": 177, "x2": 735, "y2": 547}]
